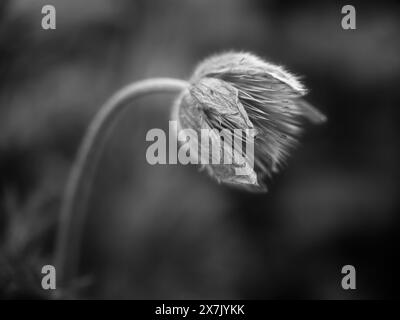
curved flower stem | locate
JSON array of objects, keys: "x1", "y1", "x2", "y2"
[{"x1": 55, "y1": 78, "x2": 189, "y2": 289}]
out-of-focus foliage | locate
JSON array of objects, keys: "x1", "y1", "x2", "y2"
[{"x1": 0, "y1": 0, "x2": 399, "y2": 299}]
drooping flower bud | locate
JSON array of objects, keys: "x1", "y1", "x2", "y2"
[{"x1": 172, "y1": 51, "x2": 326, "y2": 191}]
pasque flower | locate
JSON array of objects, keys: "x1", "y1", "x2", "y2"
[
  {"x1": 56, "y1": 51, "x2": 326, "y2": 289},
  {"x1": 173, "y1": 51, "x2": 326, "y2": 191}
]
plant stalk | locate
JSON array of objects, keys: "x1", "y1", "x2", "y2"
[{"x1": 55, "y1": 78, "x2": 188, "y2": 290}]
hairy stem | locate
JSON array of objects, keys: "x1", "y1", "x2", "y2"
[{"x1": 55, "y1": 78, "x2": 189, "y2": 289}]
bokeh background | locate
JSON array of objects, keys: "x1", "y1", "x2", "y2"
[{"x1": 1, "y1": 0, "x2": 399, "y2": 299}]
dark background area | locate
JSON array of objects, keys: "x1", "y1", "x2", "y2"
[{"x1": 0, "y1": 0, "x2": 399, "y2": 299}]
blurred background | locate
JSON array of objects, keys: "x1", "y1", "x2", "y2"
[{"x1": 0, "y1": 0, "x2": 399, "y2": 299}]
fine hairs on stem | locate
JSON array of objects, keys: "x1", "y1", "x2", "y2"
[{"x1": 55, "y1": 78, "x2": 189, "y2": 289}]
